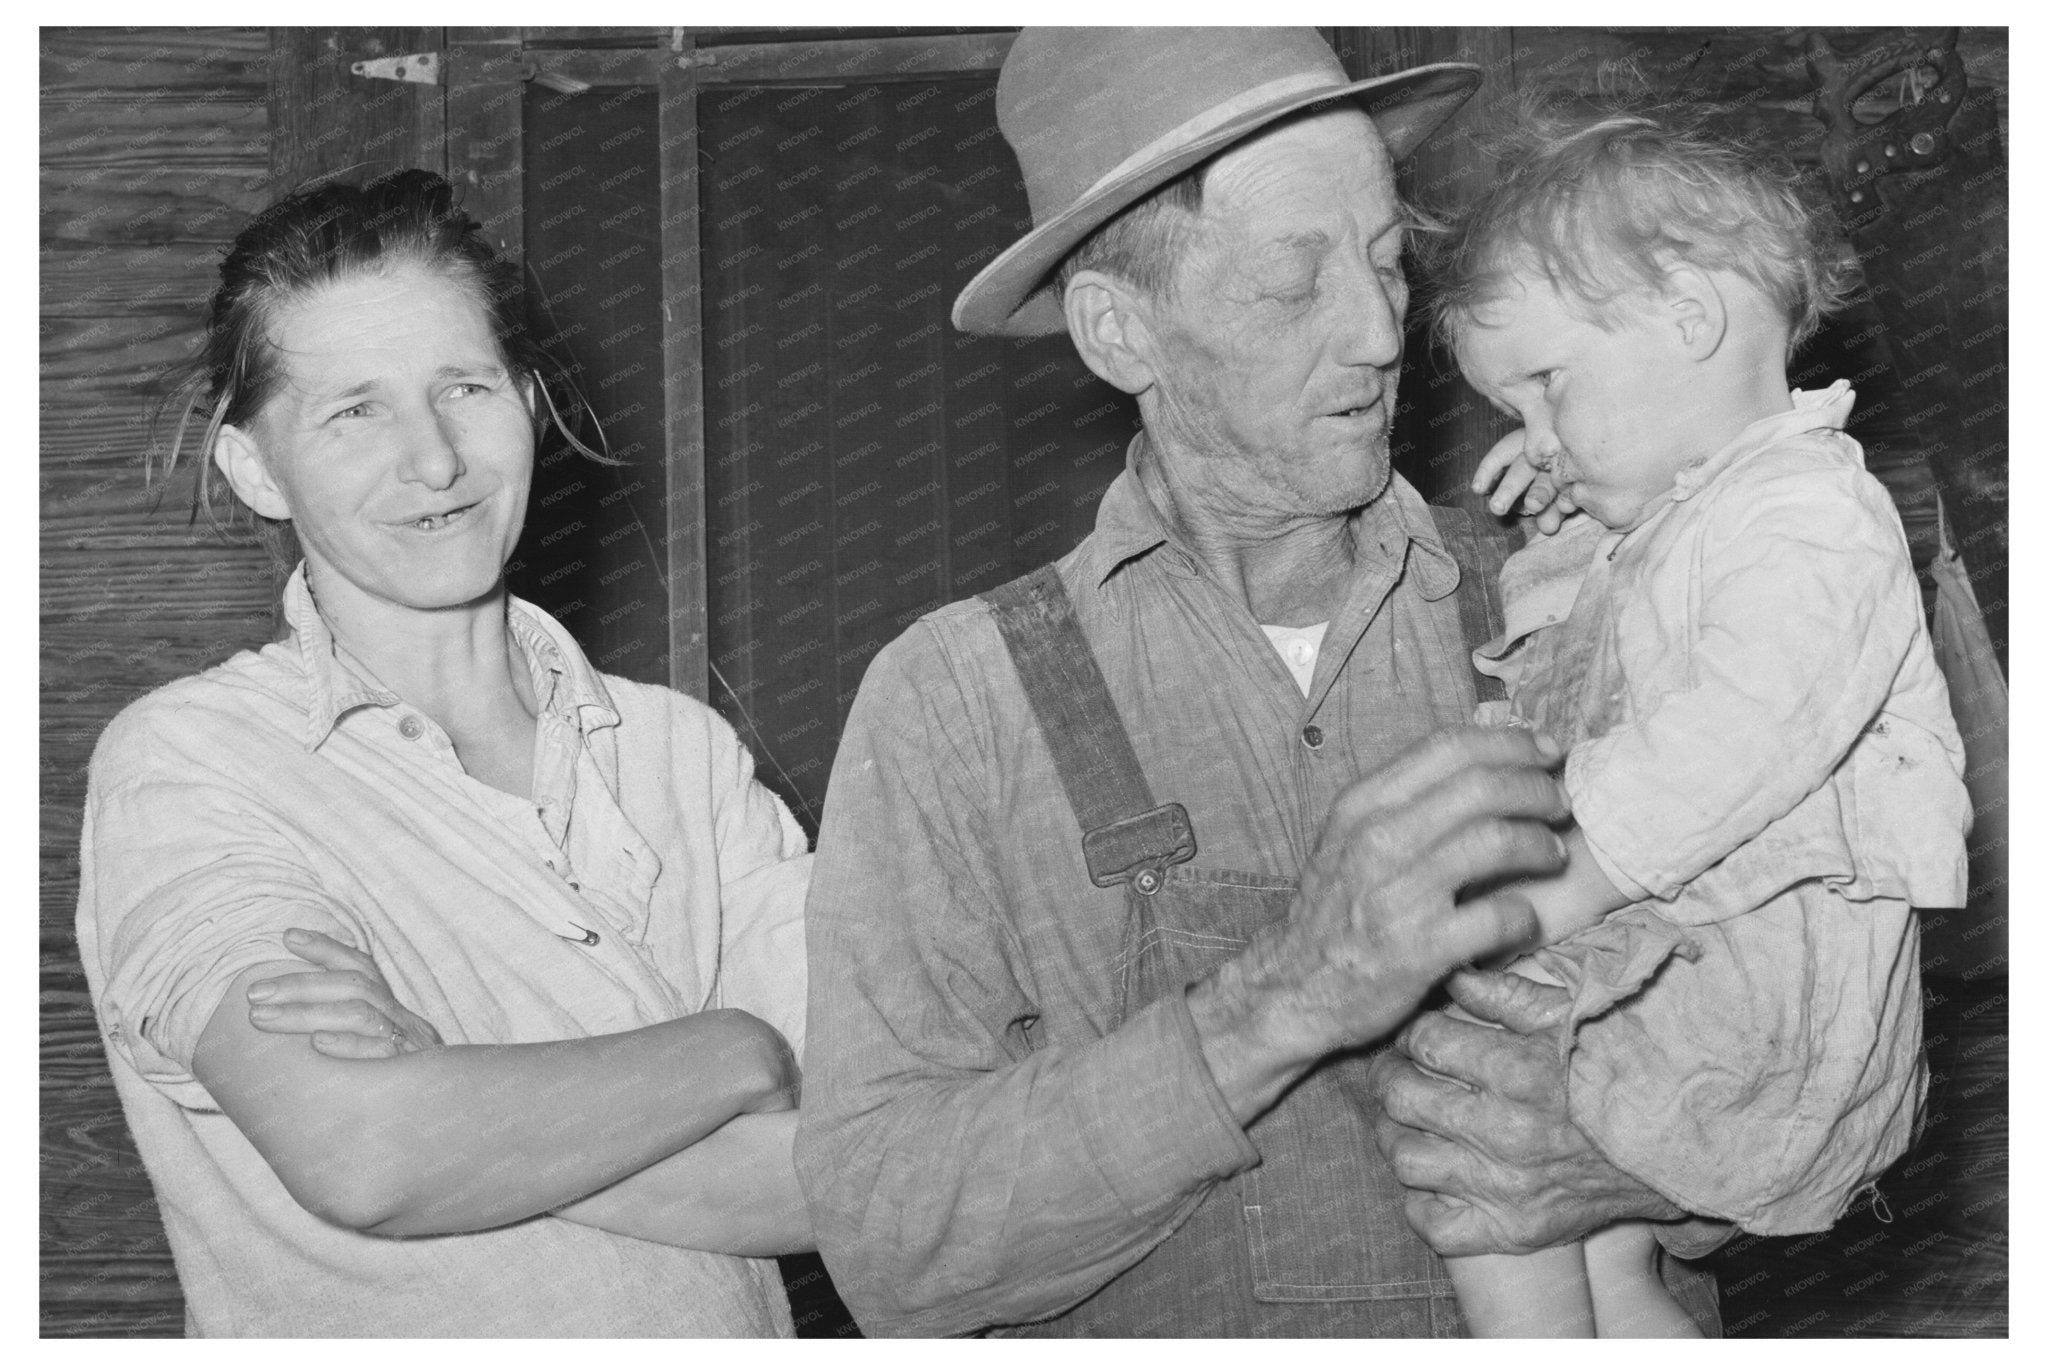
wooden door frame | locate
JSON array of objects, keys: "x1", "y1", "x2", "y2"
[{"x1": 267, "y1": 26, "x2": 1019, "y2": 699}]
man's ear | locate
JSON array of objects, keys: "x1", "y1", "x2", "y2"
[
  {"x1": 1661, "y1": 264, "x2": 1728, "y2": 360},
  {"x1": 212, "y1": 423, "x2": 292, "y2": 521},
  {"x1": 1063, "y1": 271, "x2": 1157, "y2": 397}
]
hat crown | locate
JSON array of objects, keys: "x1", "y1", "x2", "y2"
[
  {"x1": 999, "y1": 27, "x2": 1352, "y2": 228},
  {"x1": 957, "y1": 28, "x2": 1480, "y2": 335}
]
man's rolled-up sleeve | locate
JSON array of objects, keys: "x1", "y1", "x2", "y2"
[
  {"x1": 81, "y1": 739, "x2": 364, "y2": 1111},
  {"x1": 794, "y1": 627, "x2": 1257, "y2": 1337}
]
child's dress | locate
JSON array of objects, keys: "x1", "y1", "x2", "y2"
[{"x1": 1473, "y1": 381, "x2": 1970, "y2": 1234}]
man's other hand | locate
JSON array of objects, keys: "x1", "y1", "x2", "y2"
[
  {"x1": 1369, "y1": 968, "x2": 1685, "y2": 1255},
  {"x1": 1187, "y1": 727, "x2": 1567, "y2": 1121}
]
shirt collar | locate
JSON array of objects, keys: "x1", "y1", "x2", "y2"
[
  {"x1": 283, "y1": 565, "x2": 397, "y2": 750},
  {"x1": 281, "y1": 563, "x2": 620, "y2": 751},
  {"x1": 1081, "y1": 432, "x2": 1460, "y2": 602},
  {"x1": 1669, "y1": 380, "x2": 1858, "y2": 503}
]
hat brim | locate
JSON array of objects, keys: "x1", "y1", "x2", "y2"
[{"x1": 952, "y1": 62, "x2": 1482, "y2": 337}]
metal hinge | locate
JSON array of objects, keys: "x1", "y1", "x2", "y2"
[
  {"x1": 351, "y1": 52, "x2": 441, "y2": 85},
  {"x1": 669, "y1": 25, "x2": 717, "y2": 68}
]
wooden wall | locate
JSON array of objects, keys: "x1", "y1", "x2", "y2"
[{"x1": 41, "y1": 27, "x2": 274, "y2": 1336}]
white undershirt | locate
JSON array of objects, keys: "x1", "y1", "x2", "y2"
[{"x1": 1260, "y1": 621, "x2": 1329, "y2": 697}]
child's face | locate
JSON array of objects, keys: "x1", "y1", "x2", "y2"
[{"x1": 1455, "y1": 272, "x2": 1700, "y2": 532}]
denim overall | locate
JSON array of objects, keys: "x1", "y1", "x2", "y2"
[{"x1": 981, "y1": 508, "x2": 1716, "y2": 1337}]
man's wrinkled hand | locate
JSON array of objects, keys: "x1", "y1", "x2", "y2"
[
  {"x1": 1368, "y1": 968, "x2": 1684, "y2": 1256},
  {"x1": 245, "y1": 927, "x2": 444, "y2": 1060},
  {"x1": 1197, "y1": 728, "x2": 1568, "y2": 1106}
]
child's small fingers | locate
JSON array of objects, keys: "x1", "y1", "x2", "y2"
[
  {"x1": 1487, "y1": 465, "x2": 1539, "y2": 516},
  {"x1": 1470, "y1": 430, "x2": 1529, "y2": 492}
]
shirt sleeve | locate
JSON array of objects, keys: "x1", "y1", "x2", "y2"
[
  {"x1": 1568, "y1": 460, "x2": 1921, "y2": 920},
  {"x1": 700, "y1": 702, "x2": 813, "y2": 1061},
  {"x1": 794, "y1": 624, "x2": 1259, "y2": 1337},
  {"x1": 80, "y1": 714, "x2": 366, "y2": 1111}
]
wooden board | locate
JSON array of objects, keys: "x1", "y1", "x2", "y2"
[{"x1": 40, "y1": 25, "x2": 277, "y2": 1338}]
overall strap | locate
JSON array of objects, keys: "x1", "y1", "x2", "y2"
[
  {"x1": 1427, "y1": 504, "x2": 1511, "y2": 704},
  {"x1": 982, "y1": 565, "x2": 1195, "y2": 893}
]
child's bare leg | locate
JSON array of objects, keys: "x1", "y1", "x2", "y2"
[
  {"x1": 1584, "y1": 1221, "x2": 1703, "y2": 1337},
  {"x1": 1440, "y1": 952, "x2": 1595, "y2": 1336},
  {"x1": 1446, "y1": 1243, "x2": 1596, "y2": 1337}
]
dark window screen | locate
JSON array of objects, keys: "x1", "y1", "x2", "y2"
[
  {"x1": 700, "y1": 79, "x2": 1138, "y2": 831},
  {"x1": 515, "y1": 84, "x2": 675, "y2": 685}
]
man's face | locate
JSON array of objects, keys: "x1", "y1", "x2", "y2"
[{"x1": 1136, "y1": 108, "x2": 1409, "y2": 519}]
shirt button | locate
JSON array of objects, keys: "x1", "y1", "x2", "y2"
[
  {"x1": 1287, "y1": 639, "x2": 1316, "y2": 669},
  {"x1": 1302, "y1": 724, "x2": 1325, "y2": 750},
  {"x1": 398, "y1": 715, "x2": 425, "y2": 740}
]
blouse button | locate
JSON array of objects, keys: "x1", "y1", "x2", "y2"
[
  {"x1": 398, "y1": 715, "x2": 425, "y2": 740},
  {"x1": 1302, "y1": 724, "x2": 1325, "y2": 750}
]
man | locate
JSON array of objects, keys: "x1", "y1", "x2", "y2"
[{"x1": 797, "y1": 28, "x2": 1723, "y2": 1336}]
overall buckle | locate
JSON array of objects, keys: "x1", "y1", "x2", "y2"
[{"x1": 1083, "y1": 803, "x2": 1196, "y2": 894}]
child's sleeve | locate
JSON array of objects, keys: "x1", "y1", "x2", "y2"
[{"x1": 1567, "y1": 461, "x2": 1921, "y2": 923}]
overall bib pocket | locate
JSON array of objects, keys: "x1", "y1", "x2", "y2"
[{"x1": 1112, "y1": 864, "x2": 1457, "y2": 1306}]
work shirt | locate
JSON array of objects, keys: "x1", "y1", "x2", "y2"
[
  {"x1": 78, "y1": 567, "x2": 810, "y2": 1336},
  {"x1": 1478, "y1": 383, "x2": 1969, "y2": 1233},
  {"x1": 796, "y1": 453, "x2": 1482, "y2": 1336}
]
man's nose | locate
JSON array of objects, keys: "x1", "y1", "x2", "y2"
[{"x1": 1332, "y1": 259, "x2": 1404, "y2": 370}]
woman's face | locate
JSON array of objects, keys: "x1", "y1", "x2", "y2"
[{"x1": 223, "y1": 262, "x2": 535, "y2": 621}]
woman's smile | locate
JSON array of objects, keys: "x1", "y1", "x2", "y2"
[{"x1": 223, "y1": 262, "x2": 536, "y2": 625}]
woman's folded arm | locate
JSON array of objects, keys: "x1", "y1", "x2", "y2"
[
  {"x1": 553, "y1": 1110, "x2": 813, "y2": 1256},
  {"x1": 192, "y1": 959, "x2": 797, "y2": 1238}
]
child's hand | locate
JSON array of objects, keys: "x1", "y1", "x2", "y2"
[{"x1": 1471, "y1": 429, "x2": 1579, "y2": 536}]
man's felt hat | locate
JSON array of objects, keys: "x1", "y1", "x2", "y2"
[{"x1": 952, "y1": 27, "x2": 1481, "y2": 337}]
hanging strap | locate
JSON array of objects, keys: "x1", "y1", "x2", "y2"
[
  {"x1": 1427, "y1": 504, "x2": 1511, "y2": 704},
  {"x1": 982, "y1": 566, "x2": 1195, "y2": 893}
]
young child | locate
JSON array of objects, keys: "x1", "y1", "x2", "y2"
[{"x1": 1427, "y1": 109, "x2": 1971, "y2": 1336}]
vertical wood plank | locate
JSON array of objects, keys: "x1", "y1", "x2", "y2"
[
  {"x1": 268, "y1": 28, "x2": 444, "y2": 191},
  {"x1": 444, "y1": 29, "x2": 525, "y2": 255},
  {"x1": 659, "y1": 33, "x2": 709, "y2": 700}
]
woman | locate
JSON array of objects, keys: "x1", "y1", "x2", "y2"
[{"x1": 77, "y1": 170, "x2": 814, "y2": 1336}]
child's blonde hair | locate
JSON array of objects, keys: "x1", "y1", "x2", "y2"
[{"x1": 1426, "y1": 104, "x2": 1853, "y2": 351}]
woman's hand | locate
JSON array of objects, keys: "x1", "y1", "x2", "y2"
[
  {"x1": 245, "y1": 927, "x2": 443, "y2": 1059},
  {"x1": 1472, "y1": 428, "x2": 1578, "y2": 536}
]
